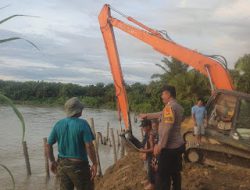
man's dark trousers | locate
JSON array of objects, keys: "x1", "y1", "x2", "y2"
[{"x1": 157, "y1": 144, "x2": 185, "y2": 190}]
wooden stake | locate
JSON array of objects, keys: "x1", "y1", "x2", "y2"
[
  {"x1": 89, "y1": 118, "x2": 96, "y2": 138},
  {"x1": 43, "y1": 137, "x2": 50, "y2": 181},
  {"x1": 89, "y1": 118, "x2": 102, "y2": 177},
  {"x1": 117, "y1": 130, "x2": 120, "y2": 148},
  {"x1": 22, "y1": 141, "x2": 31, "y2": 176},
  {"x1": 109, "y1": 137, "x2": 112, "y2": 147},
  {"x1": 106, "y1": 122, "x2": 110, "y2": 145},
  {"x1": 120, "y1": 136, "x2": 125, "y2": 158},
  {"x1": 96, "y1": 132, "x2": 103, "y2": 145},
  {"x1": 95, "y1": 132, "x2": 102, "y2": 177},
  {"x1": 110, "y1": 128, "x2": 117, "y2": 163}
]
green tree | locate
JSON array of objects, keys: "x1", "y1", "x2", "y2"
[
  {"x1": 151, "y1": 57, "x2": 210, "y2": 115},
  {"x1": 152, "y1": 57, "x2": 188, "y2": 82},
  {"x1": 233, "y1": 54, "x2": 250, "y2": 93}
]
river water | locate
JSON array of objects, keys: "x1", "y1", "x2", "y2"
[{"x1": 0, "y1": 106, "x2": 141, "y2": 190}]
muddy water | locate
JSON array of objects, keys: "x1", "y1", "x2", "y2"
[{"x1": 0, "y1": 106, "x2": 141, "y2": 190}]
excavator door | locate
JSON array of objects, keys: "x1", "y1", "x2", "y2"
[
  {"x1": 234, "y1": 97, "x2": 250, "y2": 143},
  {"x1": 207, "y1": 91, "x2": 237, "y2": 133},
  {"x1": 207, "y1": 90, "x2": 250, "y2": 145}
]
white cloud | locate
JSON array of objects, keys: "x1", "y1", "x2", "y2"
[
  {"x1": 0, "y1": 56, "x2": 58, "y2": 69},
  {"x1": 214, "y1": 0, "x2": 250, "y2": 20},
  {"x1": 0, "y1": 0, "x2": 249, "y2": 84}
]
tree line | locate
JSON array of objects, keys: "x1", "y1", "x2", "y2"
[{"x1": 0, "y1": 54, "x2": 249, "y2": 116}]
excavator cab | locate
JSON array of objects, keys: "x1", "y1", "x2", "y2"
[
  {"x1": 207, "y1": 90, "x2": 250, "y2": 143},
  {"x1": 207, "y1": 91, "x2": 237, "y2": 132}
]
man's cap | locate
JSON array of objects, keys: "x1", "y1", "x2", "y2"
[
  {"x1": 64, "y1": 97, "x2": 84, "y2": 117},
  {"x1": 162, "y1": 85, "x2": 176, "y2": 98},
  {"x1": 139, "y1": 119, "x2": 152, "y2": 128}
]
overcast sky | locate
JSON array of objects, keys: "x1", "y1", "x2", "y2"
[{"x1": 0, "y1": 0, "x2": 249, "y2": 85}]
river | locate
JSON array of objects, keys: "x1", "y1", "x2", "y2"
[{"x1": 0, "y1": 105, "x2": 141, "y2": 190}]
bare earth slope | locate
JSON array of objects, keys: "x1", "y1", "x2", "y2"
[
  {"x1": 96, "y1": 119, "x2": 250, "y2": 190},
  {"x1": 95, "y1": 152, "x2": 250, "y2": 190}
]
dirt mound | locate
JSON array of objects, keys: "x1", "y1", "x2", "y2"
[
  {"x1": 96, "y1": 118, "x2": 250, "y2": 190},
  {"x1": 182, "y1": 162, "x2": 250, "y2": 190},
  {"x1": 95, "y1": 152, "x2": 250, "y2": 190},
  {"x1": 95, "y1": 152, "x2": 145, "y2": 190}
]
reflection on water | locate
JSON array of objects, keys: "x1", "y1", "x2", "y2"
[{"x1": 0, "y1": 106, "x2": 141, "y2": 190}]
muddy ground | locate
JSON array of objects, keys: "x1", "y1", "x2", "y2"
[
  {"x1": 95, "y1": 119, "x2": 250, "y2": 190},
  {"x1": 95, "y1": 152, "x2": 250, "y2": 190}
]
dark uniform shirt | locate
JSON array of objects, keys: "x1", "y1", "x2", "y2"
[{"x1": 158, "y1": 99, "x2": 185, "y2": 149}]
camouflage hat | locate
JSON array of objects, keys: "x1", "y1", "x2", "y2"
[{"x1": 64, "y1": 97, "x2": 84, "y2": 117}]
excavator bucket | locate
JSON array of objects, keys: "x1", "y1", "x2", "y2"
[{"x1": 120, "y1": 132, "x2": 142, "y2": 152}]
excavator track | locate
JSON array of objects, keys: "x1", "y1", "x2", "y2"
[{"x1": 184, "y1": 130, "x2": 250, "y2": 168}]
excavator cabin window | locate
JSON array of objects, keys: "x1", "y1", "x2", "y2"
[
  {"x1": 236, "y1": 99, "x2": 250, "y2": 141},
  {"x1": 208, "y1": 93, "x2": 237, "y2": 132}
]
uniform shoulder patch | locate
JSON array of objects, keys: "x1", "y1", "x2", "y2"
[{"x1": 163, "y1": 106, "x2": 175, "y2": 124}]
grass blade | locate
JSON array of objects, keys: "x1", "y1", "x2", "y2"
[
  {"x1": 0, "y1": 37, "x2": 40, "y2": 50},
  {"x1": 0, "y1": 94, "x2": 25, "y2": 142},
  {"x1": 0, "y1": 14, "x2": 37, "y2": 25},
  {"x1": 0, "y1": 164, "x2": 15, "y2": 190}
]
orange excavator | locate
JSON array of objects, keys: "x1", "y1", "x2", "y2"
[{"x1": 98, "y1": 4, "x2": 250, "y2": 163}]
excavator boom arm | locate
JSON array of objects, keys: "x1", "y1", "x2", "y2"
[
  {"x1": 99, "y1": 5, "x2": 131, "y2": 130},
  {"x1": 98, "y1": 4, "x2": 234, "y2": 130}
]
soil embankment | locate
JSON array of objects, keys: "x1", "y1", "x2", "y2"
[
  {"x1": 95, "y1": 151, "x2": 250, "y2": 190},
  {"x1": 96, "y1": 119, "x2": 250, "y2": 190}
]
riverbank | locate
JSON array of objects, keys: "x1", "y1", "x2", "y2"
[
  {"x1": 95, "y1": 118, "x2": 250, "y2": 190},
  {"x1": 95, "y1": 152, "x2": 250, "y2": 190},
  {"x1": 0, "y1": 106, "x2": 124, "y2": 190}
]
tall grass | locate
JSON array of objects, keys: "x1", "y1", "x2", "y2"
[
  {"x1": 0, "y1": 164, "x2": 15, "y2": 190},
  {"x1": 0, "y1": 6, "x2": 39, "y2": 141},
  {"x1": 0, "y1": 13, "x2": 39, "y2": 49},
  {"x1": 0, "y1": 5, "x2": 39, "y2": 188},
  {"x1": 0, "y1": 37, "x2": 39, "y2": 50},
  {"x1": 0, "y1": 94, "x2": 26, "y2": 141},
  {"x1": 0, "y1": 94, "x2": 25, "y2": 190}
]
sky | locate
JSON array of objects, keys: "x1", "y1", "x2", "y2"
[{"x1": 0, "y1": 0, "x2": 249, "y2": 85}]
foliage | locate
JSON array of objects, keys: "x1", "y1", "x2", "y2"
[
  {"x1": 232, "y1": 54, "x2": 250, "y2": 93},
  {"x1": 0, "y1": 7, "x2": 38, "y2": 188},
  {"x1": 150, "y1": 58, "x2": 210, "y2": 115},
  {"x1": 1, "y1": 55, "x2": 250, "y2": 116},
  {"x1": 0, "y1": 164, "x2": 15, "y2": 190},
  {"x1": 0, "y1": 80, "x2": 115, "y2": 108},
  {"x1": 0, "y1": 15, "x2": 39, "y2": 49}
]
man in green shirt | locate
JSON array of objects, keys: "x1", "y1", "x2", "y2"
[{"x1": 47, "y1": 97, "x2": 97, "y2": 190}]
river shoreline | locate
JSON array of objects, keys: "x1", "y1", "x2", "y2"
[
  {"x1": 0, "y1": 100, "x2": 116, "y2": 110},
  {"x1": 95, "y1": 151, "x2": 250, "y2": 190},
  {"x1": 0, "y1": 106, "x2": 135, "y2": 190}
]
